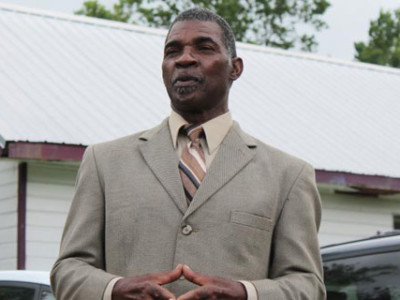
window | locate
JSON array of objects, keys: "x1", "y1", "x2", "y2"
[
  {"x1": 324, "y1": 251, "x2": 400, "y2": 299},
  {"x1": 0, "y1": 285, "x2": 35, "y2": 300}
]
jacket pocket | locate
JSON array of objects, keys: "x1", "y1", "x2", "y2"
[{"x1": 230, "y1": 211, "x2": 272, "y2": 231}]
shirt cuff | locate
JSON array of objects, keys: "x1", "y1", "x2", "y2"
[
  {"x1": 103, "y1": 277, "x2": 123, "y2": 300},
  {"x1": 238, "y1": 280, "x2": 258, "y2": 300}
]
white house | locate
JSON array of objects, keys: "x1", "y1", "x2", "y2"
[{"x1": 1, "y1": 3, "x2": 399, "y2": 271}]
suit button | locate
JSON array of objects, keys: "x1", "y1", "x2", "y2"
[{"x1": 182, "y1": 224, "x2": 192, "y2": 235}]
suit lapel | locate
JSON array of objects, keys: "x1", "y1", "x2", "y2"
[
  {"x1": 183, "y1": 122, "x2": 257, "y2": 221},
  {"x1": 139, "y1": 120, "x2": 187, "y2": 215}
]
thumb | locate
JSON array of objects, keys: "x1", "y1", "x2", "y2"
[
  {"x1": 157, "y1": 264, "x2": 183, "y2": 285},
  {"x1": 182, "y1": 265, "x2": 207, "y2": 286}
]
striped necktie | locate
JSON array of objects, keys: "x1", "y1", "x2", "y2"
[{"x1": 179, "y1": 124, "x2": 206, "y2": 205}]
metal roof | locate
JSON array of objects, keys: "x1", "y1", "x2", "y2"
[{"x1": 1, "y1": 3, "x2": 400, "y2": 178}]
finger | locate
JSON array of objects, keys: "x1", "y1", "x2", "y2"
[
  {"x1": 145, "y1": 283, "x2": 177, "y2": 300},
  {"x1": 154, "y1": 264, "x2": 183, "y2": 285},
  {"x1": 182, "y1": 265, "x2": 209, "y2": 286},
  {"x1": 178, "y1": 286, "x2": 210, "y2": 300},
  {"x1": 112, "y1": 278, "x2": 177, "y2": 300}
]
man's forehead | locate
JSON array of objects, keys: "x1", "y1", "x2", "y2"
[{"x1": 166, "y1": 20, "x2": 223, "y2": 43}]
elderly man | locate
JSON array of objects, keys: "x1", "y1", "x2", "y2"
[{"x1": 51, "y1": 8, "x2": 325, "y2": 300}]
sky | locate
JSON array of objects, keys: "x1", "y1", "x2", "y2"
[{"x1": 1, "y1": 0, "x2": 399, "y2": 61}]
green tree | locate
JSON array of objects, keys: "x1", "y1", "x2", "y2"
[
  {"x1": 355, "y1": 8, "x2": 400, "y2": 68},
  {"x1": 75, "y1": 0, "x2": 330, "y2": 51}
]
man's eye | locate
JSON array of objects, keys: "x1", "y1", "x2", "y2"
[
  {"x1": 199, "y1": 46, "x2": 213, "y2": 51},
  {"x1": 165, "y1": 49, "x2": 178, "y2": 56}
]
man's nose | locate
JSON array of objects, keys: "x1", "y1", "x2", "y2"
[{"x1": 175, "y1": 47, "x2": 197, "y2": 67}]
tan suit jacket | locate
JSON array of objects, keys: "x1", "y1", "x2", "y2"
[{"x1": 51, "y1": 119, "x2": 326, "y2": 299}]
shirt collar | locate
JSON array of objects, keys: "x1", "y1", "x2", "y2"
[{"x1": 169, "y1": 110, "x2": 233, "y2": 154}]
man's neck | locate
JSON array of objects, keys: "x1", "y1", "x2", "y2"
[{"x1": 174, "y1": 107, "x2": 229, "y2": 124}]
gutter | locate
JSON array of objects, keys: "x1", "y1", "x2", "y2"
[
  {"x1": 317, "y1": 170, "x2": 400, "y2": 195},
  {"x1": 1, "y1": 141, "x2": 86, "y2": 162}
]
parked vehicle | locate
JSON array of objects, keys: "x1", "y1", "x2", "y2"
[
  {"x1": 0, "y1": 271, "x2": 54, "y2": 300},
  {"x1": 322, "y1": 231, "x2": 400, "y2": 299}
]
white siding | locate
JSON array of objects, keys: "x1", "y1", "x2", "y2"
[
  {"x1": 26, "y1": 162, "x2": 78, "y2": 271},
  {"x1": 0, "y1": 160, "x2": 18, "y2": 270},
  {"x1": 318, "y1": 186, "x2": 400, "y2": 246}
]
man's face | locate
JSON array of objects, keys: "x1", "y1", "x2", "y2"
[{"x1": 162, "y1": 20, "x2": 241, "y2": 119}]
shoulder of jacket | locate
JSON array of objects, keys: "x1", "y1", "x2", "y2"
[
  {"x1": 237, "y1": 126, "x2": 313, "y2": 176},
  {"x1": 231, "y1": 121, "x2": 308, "y2": 166},
  {"x1": 88, "y1": 119, "x2": 168, "y2": 154}
]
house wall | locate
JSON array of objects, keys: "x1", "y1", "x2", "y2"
[
  {"x1": 318, "y1": 185, "x2": 400, "y2": 246},
  {"x1": 0, "y1": 160, "x2": 18, "y2": 270},
  {"x1": 25, "y1": 162, "x2": 78, "y2": 271}
]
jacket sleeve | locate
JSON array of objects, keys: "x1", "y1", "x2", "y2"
[
  {"x1": 50, "y1": 146, "x2": 118, "y2": 300},
  {"x1": 251, "y1": 163, "x2": 326, "y2": 299}
]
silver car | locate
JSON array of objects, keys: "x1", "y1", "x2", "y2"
[{"x1": 0, "y1": 271, "x2": 54, "y2": 300}]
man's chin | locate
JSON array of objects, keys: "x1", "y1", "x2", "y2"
[
  {"x1": 171, "y1": 98, "x2": 205, "y2": 114},
  {"x1": 171, "y1": 94, "x2": 197, "y2": 107}
]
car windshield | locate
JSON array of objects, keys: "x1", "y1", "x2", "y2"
[{"x1": 324, "y1": 251, "x2": 400, "y2": 299}]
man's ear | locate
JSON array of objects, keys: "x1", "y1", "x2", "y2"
[{"x1": 230, "y1": 57, "x2": 244, "y2": 81}]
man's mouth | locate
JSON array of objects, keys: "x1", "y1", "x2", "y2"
[
  {"x1": 177, "y1": 85, "x2": 197, "y2": 95},
  {"x1": 173, "y1": 75, "x2": 202, "y2": 95}
]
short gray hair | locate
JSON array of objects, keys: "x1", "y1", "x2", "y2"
[{"x1": 168, "y1": 8, "x2": 237, "y2": 58}]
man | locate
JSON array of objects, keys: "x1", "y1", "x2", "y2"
[{"x1": 51, "y1": 8, "x2": 326, "y2": 300}]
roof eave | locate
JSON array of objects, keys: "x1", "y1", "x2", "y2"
[
  {"x1": 1, "y1": 141, "x2": 399, "y2": 193},
  {"x1": 1, "y1": 141, "x2": 86, "y2": 162},
  {"x1": 317, "y1": 170, "x2": 400, "y2": 194}
]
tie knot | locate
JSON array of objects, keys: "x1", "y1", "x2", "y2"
[{"x1": 184, "y1": 124, "x2": 204, "y2": 142}]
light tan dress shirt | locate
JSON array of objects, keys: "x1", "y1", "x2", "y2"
[
  {"x1": 169, "y1": 110, "x2": 232, "y2": 168},
  {"x1": 103, "y1": 111, "x2": 257, "y2": 300}
]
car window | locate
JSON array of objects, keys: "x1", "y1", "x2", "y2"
[
  {"x1": 0, "y1": 285, "x2": 36, "y2": 300},
  {"x1": 324, "y1": 251, "x2": 400, "y2": 299}
]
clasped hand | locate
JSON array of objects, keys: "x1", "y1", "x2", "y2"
[{"x1": 112, "y1": 264, "x2": 247, "y2": 300}]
